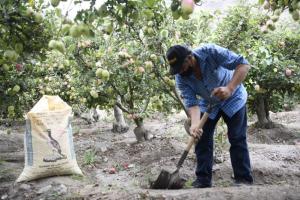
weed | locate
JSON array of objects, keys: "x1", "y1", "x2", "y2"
[
  {"x1": 184, "y1": 178, "x2": 194, "y2": 188},
  {"x1": 83, "y1": 149, "x2": 96, "y2": 166}
]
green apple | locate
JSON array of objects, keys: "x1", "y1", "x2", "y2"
[
  {"x1": 70, "y1": 25, "x2": 82, "y2": 38},
  {"x1": 163, "y1": 76, "x2": 170, "y2": 83},
  {"x1": 4, "y1": 50, "x2": 19, "y2": 62},
  {"x1": 107, "y1": 87, "x2": 113, "y2": 95},
  {"x1": 62, "y1": 24, "x2": 71, "y2": 34},
  {"x1": 55, "y1": 41, "x2": 66, "y2": 53},
  {"x1": 101, "y1": 70, "x2": 110, "y2": 81},
  {"x1": 13, "y1": 85, "x2": 20, "y2": 93},
  {"x1": 48, "y1": 40, "x2": 65, "y2": 53},
  {"x1": 96, "y1": 68, "x2": 103, "y2": 78},
  {"x1": 146, "y1": 27, "x2": 154, "y2": 35},
  {"x1": 292, "y1": 10, "x2": 299, "y2": 21},
  {"x1": 15, "y1": 43, "x2": 23, "y2": 53},
  {"x1": 170, "y1": 80, "x2": 176, "y2": 87},
  {"x1": 63, "y1": 59, "x2": 70, "y2": 67},
  {"x1": 8, "y1": 105, "x2": 15, "y2": 112},
  {"x1": 254, "y1": 84, "x2": 260, "y2": 91},
  {"x1": 147, "y1": 21, "x2": 154, "y2": 26},
  {"x1": 90, "y1": 90, "x2": 99, "y2": 98},
  {"x1": 25, "y1": 7, "x2": 34, "y2": 17},
  {"x1": 160, "y1": 29, "x2": 169, "y2": 39},
  {"x1": 144, "y1": 61, "x2": 153, "y2": 70},
  {"x1": 150, "y1": 54, "x2": 157, "y2": 62},
  {"x1": 2, "y1": 64, "x2": 10, "y2": 71},
  {"x1": 274, "y1": 9, "x2": 281, "y2": 16},
  {"x1": 34, "y1": 12, "x2": 43, "y2": 23},
  {"x1": 271, "y1": 15, "x2": 279, "y2": 22},
  {"x1": 98, "y1": 4, "x2": 109, "y2": 17},
  {"x1": 51, "y1": 0, "x2": 60, "y2": 7},
  {"x1": 48, "y1": 40, "x2": 57, "y2": 49}
]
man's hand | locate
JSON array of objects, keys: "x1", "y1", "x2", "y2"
[
  {"x1": 189, "y1": 123, "x2": 203, "y2": 139},
  {"x1": 212, "y1": 86, "x2": 233, "y2": 100}
]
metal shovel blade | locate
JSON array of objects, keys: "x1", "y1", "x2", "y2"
[{"x1": 151, "y1": 169, "x2": 185, "y2": 189}]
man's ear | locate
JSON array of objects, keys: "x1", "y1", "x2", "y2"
[
  {"x1": 187, "y1": 54, "x2": 193, "y2": 59},
  {"x1": 187, "y1": 54, "x2": 195, "y2": 64}
]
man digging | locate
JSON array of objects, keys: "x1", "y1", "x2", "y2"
[{"x1": 166, "y1": 44, "x2": 254, "y2": 188}]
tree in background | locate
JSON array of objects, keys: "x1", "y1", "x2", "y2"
[
  {"x1": 210, "y1": 5, "x2": 300, "y2": 128},
  {"x1": 0, "y1": 0, "x2": 52, "y2": 119}
]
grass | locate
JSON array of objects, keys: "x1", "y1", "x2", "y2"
[
  {"x1": 184, "y1": 179, "x2": 194, "y2": 189},
  {"x1": 215, "y1": 180, "x2": 232, "y2": 187},
  {"x1": 83, "y1": 149, "x2": 96, "y2": 166}
]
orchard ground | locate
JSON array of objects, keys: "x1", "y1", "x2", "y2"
[{"x1": 0, "y1": 106, "x2": 300, "y2": 200}]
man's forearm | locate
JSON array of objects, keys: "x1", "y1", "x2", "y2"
[
  {"x1": 227, "y1": 64, "x2": 250, "y2": 92},
  {"x1": 188, "y1": 105, "x2": 201, "y2": 123}
]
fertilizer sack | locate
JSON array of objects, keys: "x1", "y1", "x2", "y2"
[{"x1": 17, "y1": 95, "x2": 82, "y2": 182}]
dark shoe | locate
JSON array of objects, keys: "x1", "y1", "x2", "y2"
[
  {"x1": 234, "y1": 177, "x2": 253, "y2": 186},
  {"x1": 192, "y1": 179, "x2": 212, "y2": 188}
]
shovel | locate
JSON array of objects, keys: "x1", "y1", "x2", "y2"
[{"x1": 151, "y1": 104, "x2": 212, "y2": 189}]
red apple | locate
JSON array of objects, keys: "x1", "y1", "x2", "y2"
[
  {"x1": 181, "y1": 0, "x2": 195, "y2": 15},
  {"x1": 16, "y1": 63, "x2": 23, "y2": 71},
  {"x1": 109, "y1": 167, "x2": 116, "y2": 174},
  {"x1": 285, "y1": 68, "x2": 292, "y2": 77},
  {"x1": 137, "y1": 67, "x2": 145, "y2": 73},
  {"x1": 123, "y1": 163, "x2": 129, "y2": 169}
]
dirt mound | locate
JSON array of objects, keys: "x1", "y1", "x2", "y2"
[
  {"x1": 248, "y1": 124, "x2": 299, "y2": 145},
  {"x1": 248, "y1": 107, "x2": 300, "y2": 145}
]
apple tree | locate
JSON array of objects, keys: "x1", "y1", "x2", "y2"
[
  {"x1": 0, "y1": 0, "x2": 52, "y2": 120},
  {"x1": 210, "y1": 5, "x2": 300, "y2": 128},
  {"x1": 58, "y1": 0, "x2": 214, "y2": 141},
  {"x1": 259, "y1": 0, "x2": 300, "y2": 32}
]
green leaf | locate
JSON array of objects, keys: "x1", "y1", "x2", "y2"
[
  {"x1": 258, "y1": 0, "x2": 265, "y2": 5},
  {"x1": 145, "y1": 0, "x2": 156, "y2": 8}
]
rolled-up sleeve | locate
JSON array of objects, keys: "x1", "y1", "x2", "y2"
[
  {"x1": 206, "y1": 44, "x2": 249, "y2": 70},
  {"x1": 175, "y1": 75, "x2": 199, "y2": 108}
]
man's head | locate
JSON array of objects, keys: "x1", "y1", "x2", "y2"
[{"x1": 166, "y1": 45, "x2": 193, "y2": 76}]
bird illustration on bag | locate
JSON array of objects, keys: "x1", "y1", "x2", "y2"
[{"x1": 43, "y1": 129, "x2": 67, "y2": 162}]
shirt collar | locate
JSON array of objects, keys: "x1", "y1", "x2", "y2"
[{"x1": 192, "y1": 50, "x2": 208, "y2": 61}]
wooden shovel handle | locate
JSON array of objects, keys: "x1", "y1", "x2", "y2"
[
  {"x1": 176, "y1": 112, "x2": 210, "y2": 169},
  {"x1": 185, "y1": 112, "x2": 209, "y2": 152}
]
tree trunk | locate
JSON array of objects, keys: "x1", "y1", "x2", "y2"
[
  {"x1": 112, "y1": 104, "x2": 129, "y2": 133},
  {"x1": 133, "y1": 118, "x2": 149, "y2": 142},
  {"x1": 112, "y1": 96, "x2": 129, "y2": 133},
  {"x1": 255, "y1": 95, "x2": 274, "y2": 129}
]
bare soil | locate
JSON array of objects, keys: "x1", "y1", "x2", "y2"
[{"x1": 0, "y1": 106, "x2": 299, "y2": 200}]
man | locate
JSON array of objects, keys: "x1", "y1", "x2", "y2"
[{"x1": 166, "y1": 44, "x2": 253, "y2": 188}]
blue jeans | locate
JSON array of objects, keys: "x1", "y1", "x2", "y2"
[{"x1": 195, "y1": 105, "x2": 253, "y2": 185}]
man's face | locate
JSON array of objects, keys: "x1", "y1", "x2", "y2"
[{"x1": 179, "y1": 55, "x2": 194, "y2": 76}]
